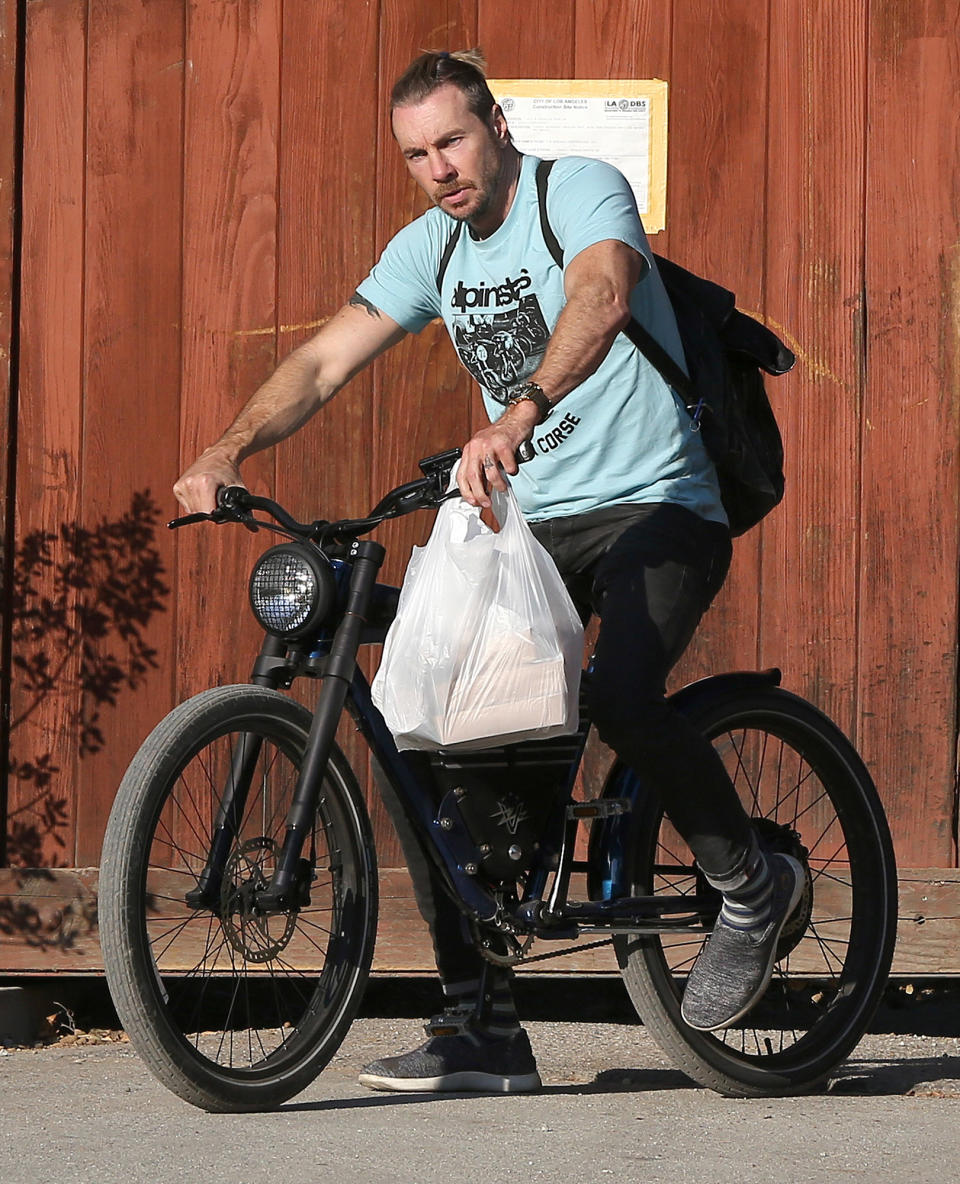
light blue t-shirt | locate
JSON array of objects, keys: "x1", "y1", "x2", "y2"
[{"x1": 356, "y1": 154, "x2": 726, "y2": 524}]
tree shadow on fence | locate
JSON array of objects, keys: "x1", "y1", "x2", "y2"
[{"x1": 1, "y1": 490, "x2": 169, "y2": 905}]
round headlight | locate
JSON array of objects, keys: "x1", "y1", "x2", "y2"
[{"x1": 248, "y1": 544, "x2": 337, "y2": 639}]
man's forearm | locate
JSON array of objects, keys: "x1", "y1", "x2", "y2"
[
  {"x1": 525, "y1": 239, "x2": 639, "y2": 407},
  {"x1": 528, "y1": 288, "x2": 629, "y2": 405},
  {"x1": 174, "y1": 300, "x2": 406, "y2": 513},
  {"x1": 211, "y1": 341, "x2": 338, "y2": 465}
]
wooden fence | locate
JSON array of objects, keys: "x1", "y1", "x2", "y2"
[{"x1": 1, "y1": 0, "x2": 959, "y2": 973}]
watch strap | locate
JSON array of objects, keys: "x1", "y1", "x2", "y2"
[{"x1": 507, "y1": 382, "x2": 551, "y2": 424}]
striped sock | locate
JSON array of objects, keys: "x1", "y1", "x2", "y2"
[
  {"x1": 704, "y1": 833, "x2": 775, "y2": 934},
  {"x1": 440, "y1": 969, "x2": 520, "y2": 1038}
]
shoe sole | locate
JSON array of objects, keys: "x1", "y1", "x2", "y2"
[
  {"x1": 357, "y1": 1069, "x2": 542, "y2": 1094},
  {"x1": 683, "y1": 854, "x2": 807, "y2": 1033}
]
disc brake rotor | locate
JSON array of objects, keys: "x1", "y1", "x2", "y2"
[{"x1": 220, "y1": 837, "x2": 297, "y2": 963}]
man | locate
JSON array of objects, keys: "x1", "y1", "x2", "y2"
[{"x1": 175, "y1": 49, "x2": 803, "y2": 1094}]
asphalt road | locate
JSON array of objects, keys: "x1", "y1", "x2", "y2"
[{"x1": 2, "y1": 1015, "x2": 959, "y2": 1184}]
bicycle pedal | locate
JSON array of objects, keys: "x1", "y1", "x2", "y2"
[
  {"x1": 424, "y1": 1008, "x2": 472, "y2": 1038},
  {"x1": 566, "y1": 798, "x2": 632, "y2": 819}
]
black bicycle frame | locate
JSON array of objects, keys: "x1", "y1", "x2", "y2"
[
  {"x1": 241, "y1": 569, "x2": 724, "y2": 941},
  {"x1": 180, "y1": 469, "x2": 781, "y2": 944}
]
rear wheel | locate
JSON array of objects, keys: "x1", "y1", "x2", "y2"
[
  {"x1": 100, "y1": 685, "x2": 378, "y2": 1111},
  {"x1": 615, "y1": 687, "x2": 897, "y2": 1096}
]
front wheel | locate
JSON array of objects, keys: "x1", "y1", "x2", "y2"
[
  {"x1": 614, "y1": 686, "x2": 897, "y2": 1097},
  {"x1": 99, "y1": 685, "x2": 378, "y2": 1111}
]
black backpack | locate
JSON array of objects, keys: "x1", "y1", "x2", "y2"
[{"x1": 534, "y1": 159, "x2": 795, "y2": 536}]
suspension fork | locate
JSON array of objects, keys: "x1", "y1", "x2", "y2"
[
  {"x1": 184, "y1": 634, "x2": 289, "y2": 910},
  {"x1": 256, "y1": 540, "x2": 386, "y2": 910}
]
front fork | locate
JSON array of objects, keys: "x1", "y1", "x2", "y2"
[
  {"x1": 186, "y1": 540, "x2": 386, "y2": 913},
  {"x1": 183, "y1": 634, "x2": 289, "y2": 910}
]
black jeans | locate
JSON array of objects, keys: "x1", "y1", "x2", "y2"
[
  {"x1": 535, "y1": 502, "x2": 752, "y2": 873},
  {"x1": 380, "y1": 501, "x2": 754, "y2": 985}
]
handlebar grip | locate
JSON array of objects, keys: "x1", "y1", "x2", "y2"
[{"x1": 216, "y1": 485, "x2": 248, "y2": 510}]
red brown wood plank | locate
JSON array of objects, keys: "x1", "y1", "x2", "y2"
[
  {"x1": 0, "y1": 867, "x2": 101, "y2": 972},
  {"x1": 573, "y1": 1, "x2": 673, "y2": 263},
  {"x1": 6, "y1": 1, "x2": 86, "y2": 868},
  {"x1": 275, "y1": 0, "x2": 386, "y2": 857},
  {"x1": 0, "y1": 0, "x2": 19, "y2": 568},
  {"x1": 896, "y1": 869, "x2": 960, "y2": 975},
  {"x1": 74, "y1": 1, "x2": 185, "y2": 865},
  {"x1": 860, "y1": 7, "x2": 960, "y2": 867},
  {"x1": 759, "y1": 6, "x2": 866, "y2": 742},
  {"x1": 0, "y1": 0, "x2": 20, "y2": 859},
  {"x1": 574, "y1": 0, "x2": 672, "y2": 125},
  {"x1": 664, "y1": 1, "x2": 771, "y2": 688},
  {"x1": 177, "y1": 0, "x2": 282, "y2": 702},
  {"x1": 479, "y1": 0, "x2": 575, "y2": 76}
]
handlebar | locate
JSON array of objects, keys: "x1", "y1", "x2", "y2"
[
  {"x1": 168, "y1": 446, "x2": 468, "y2": 544},
  {"x1": 169, "y1": 443, "x2": 535, "y2": 544}
]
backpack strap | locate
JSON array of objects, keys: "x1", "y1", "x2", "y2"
[
  {"x1": 435, "y1": 220, "x2": 463, "y2": 293},
  {"x1": 620, "y1": 301, "x2": 694, "y2": 404},
  {"x1": 534, "y1": 158, "x2": 694, "y2": 405},
  {"x1": 535, "y1": 159, "x2": 564, "y2": 268}
]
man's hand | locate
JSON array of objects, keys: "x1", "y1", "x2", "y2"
[
  {"x1": 173, "y1": 446, "x2": 244, "y2": 514},
  {"x1": 458, "y1": 400, "x2": 540, "y2": 508}
]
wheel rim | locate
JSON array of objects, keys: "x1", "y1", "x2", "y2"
[
  {"x1": 135, "y1": 714, "x2": 367, "y2": 1080},
  {"x1": 636, "y1": 704, "x2": 892, "y2": 1073}
]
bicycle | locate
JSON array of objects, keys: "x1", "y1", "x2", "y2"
[{"x1": 99, "y1": 448, "x2": 898, "y2": 1111}]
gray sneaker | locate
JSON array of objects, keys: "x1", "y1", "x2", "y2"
[
  {"x1": 358, "y1": 1027, "x2": 542, "y2": 1094},
  {"x1": 680, "y1": 852, "x2": 805, "y2": 1032}
]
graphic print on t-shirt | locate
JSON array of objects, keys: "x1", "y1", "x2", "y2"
[{"x1": 451, "y1": 292, "x2": 551, "y2": 405}]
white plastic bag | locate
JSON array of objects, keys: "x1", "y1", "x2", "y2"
[{"x1": 371, "y1": 477, "x2": 584, "y2": 751}]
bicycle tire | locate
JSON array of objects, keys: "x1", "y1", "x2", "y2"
[
  {"x1": 99, "y1": 685, "x2": 378, "y2": 1111},
  {"x1": 614, "y1": 685, "x2": 897, "y2": 1097}
]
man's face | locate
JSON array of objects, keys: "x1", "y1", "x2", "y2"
[{"x1": 391, "y1": 84, "x2": 509, "y2": 230}]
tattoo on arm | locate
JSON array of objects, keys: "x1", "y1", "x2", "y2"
[{"x1": 349, "y1": 291, "x2": 383, "y2": 319}]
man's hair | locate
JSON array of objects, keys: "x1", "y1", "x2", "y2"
[{"x1": 390, "y1": 49, "x2": 498, "y2": 122}]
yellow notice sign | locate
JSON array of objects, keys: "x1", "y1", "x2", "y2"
[{"x1": 488, "y1": 79, "x2": 668, "y2": 233}]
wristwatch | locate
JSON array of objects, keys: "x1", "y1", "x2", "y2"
[{"x1": 506, "y1": 381, "x2": 552, "y2": 424}]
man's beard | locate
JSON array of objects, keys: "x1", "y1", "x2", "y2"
[{"x1": 434, "y1": 153, "x2": 505, "y2": 225}]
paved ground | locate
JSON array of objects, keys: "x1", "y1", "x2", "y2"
[{"x1": 2, "y1": 1005, "x2": 960, "y2": 1184}]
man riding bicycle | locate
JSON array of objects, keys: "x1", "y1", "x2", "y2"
[{"x1": 174, "y1": 49, "x2": 803, "y2": 1094}]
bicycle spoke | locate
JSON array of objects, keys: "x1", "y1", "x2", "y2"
[{"x1": 621, "y1": 694, "x2": 895, "y2": 1096}]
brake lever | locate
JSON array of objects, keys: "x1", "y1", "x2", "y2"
[
  {"x1": 167, "y1": 511, "x2": 216, "y2": 530},
  {"x1": 167, "y1": 487, "x2": 261, "y2": 532},
  {"x1": 167, "y1": 509, "x2": 260, "y2": 532}
]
